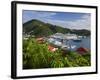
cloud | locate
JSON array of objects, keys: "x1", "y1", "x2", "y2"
[
  {"x1": 23, "y1": 11, "x2": 57, "y2": 23},
  {"x1": 67, "y1": 14, "x2": 91, "y2": 30},
  {"x1": 43, "y1": 14, "x2": 91, "y2": 30},
  {"x1": 32, "y1": 11, "x2": 57, "y2": 18}
]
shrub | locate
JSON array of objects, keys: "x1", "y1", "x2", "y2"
[{"x1": 23, "y1": 38, "x2": 91, "y2": 69}]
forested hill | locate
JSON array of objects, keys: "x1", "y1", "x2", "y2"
[{"x1": 23, "y1": 19, "x2": 90, "y2": 37}]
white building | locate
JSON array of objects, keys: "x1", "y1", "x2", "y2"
[{"x1": 65, "y1": 33, "x2": 78, "y2": 40}]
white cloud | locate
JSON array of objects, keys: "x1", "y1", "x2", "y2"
[
  {"x1": 43, "y1": 14, "x2": 91, "y2": 30},
  {"x1": 23, "y1": 11, "x2": 57, "y2": 23},
  {"x1": 67, "y1": 14, "x2": 91, "y2": 30},
  {"x1": 32, "y1": 11, "x2": 57, "y2": 18}
]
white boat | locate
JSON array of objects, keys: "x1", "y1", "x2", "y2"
[
  {"x1": 54, "y1": 41, "x2": 62, "y2": 46},
  {"x1": 61, "y1": 44, "x2": 76, "y2": 50}
]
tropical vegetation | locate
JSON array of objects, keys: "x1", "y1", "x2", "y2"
[
  {"x1": 23, "y1": 38, "x2": 91, "y2": 69},
  {"x1": 23, "y1": 19, "x2": 90, "y2": 37}
]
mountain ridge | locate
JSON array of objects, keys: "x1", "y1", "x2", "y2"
[{"x1": 23, "y1": 19, "x2": 90, "y2": 37}]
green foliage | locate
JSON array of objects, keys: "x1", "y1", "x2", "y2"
[
  {"x1": 23, "y1": 38, "x2": 91, "y2": 69},
  {"x1": 71, "y1": 29, "x2": 90, "y2": 36},
  {"x1": 23, "y1": 19, "x2": 90, "y2": 37}
]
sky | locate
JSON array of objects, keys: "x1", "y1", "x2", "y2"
[{"x1": 22, "y1": 10, "x2": 91, "y2": 30}]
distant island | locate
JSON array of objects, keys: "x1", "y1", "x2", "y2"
[{"x1": 23, "y1": 19, "x2": 90, "y2": 37}]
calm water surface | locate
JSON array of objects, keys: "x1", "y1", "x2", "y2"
[{"x1": 64, "y1": 37, "x2": 90, "y2": 51}]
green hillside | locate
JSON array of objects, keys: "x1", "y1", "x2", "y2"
[{"x1": 23, "y1": 19, "x2": 90, "y2": 37}]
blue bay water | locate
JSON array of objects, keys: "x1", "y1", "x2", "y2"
[{"x1": 64, "y1": 37, "x2": 90, "y2": 51}]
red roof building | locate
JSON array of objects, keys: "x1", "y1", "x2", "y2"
[{"x1": 76, "y1": 47, "x2": 88, "y2": 54}]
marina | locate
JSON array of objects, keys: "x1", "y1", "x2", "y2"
[{"x1": 47, "y1": 33, "x2": 90, "y2": 51}]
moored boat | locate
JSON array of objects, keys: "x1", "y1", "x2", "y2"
[{"x1": 73, "y1": 39, "x2": 82, "y2": 42}]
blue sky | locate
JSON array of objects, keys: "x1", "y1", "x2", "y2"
[{"x1": 23, "y1": 10, "x2": 91, "y2": 30}]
